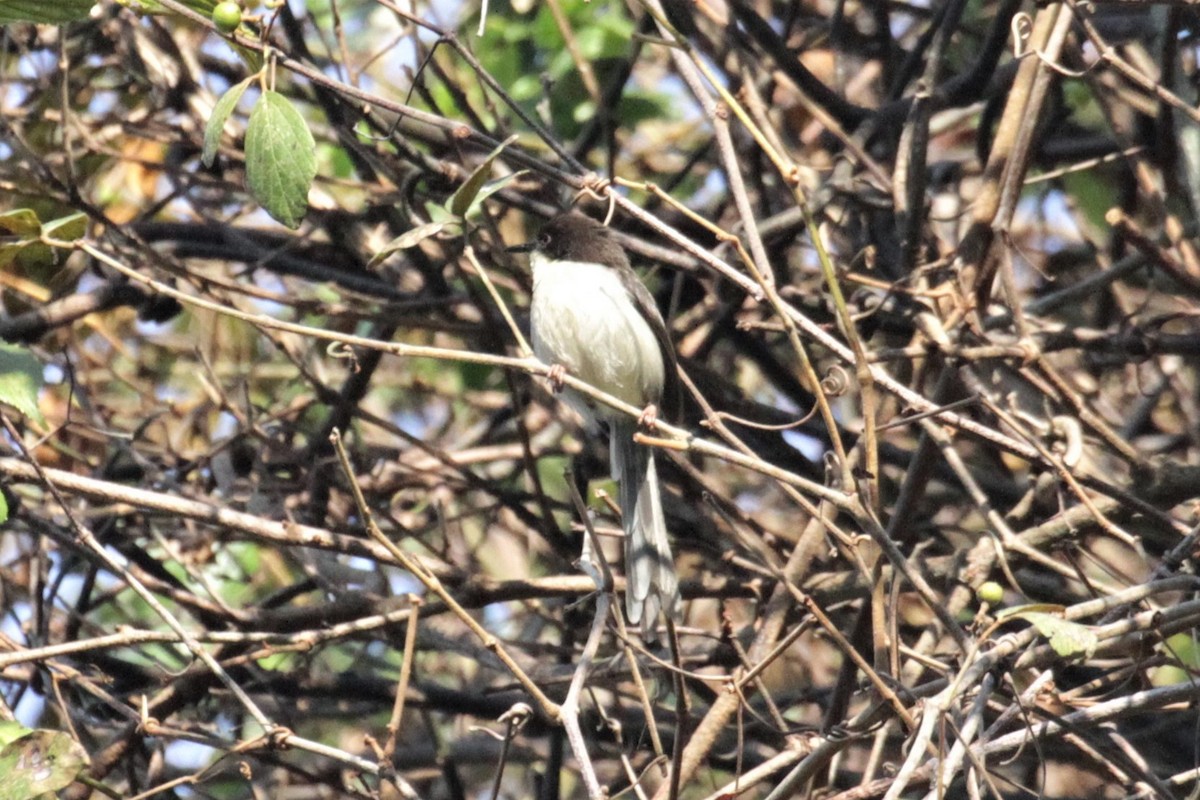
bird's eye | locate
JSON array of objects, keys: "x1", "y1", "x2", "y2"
[{"x1": 538, "y1": 233, "x2": 552, "y2": 247}]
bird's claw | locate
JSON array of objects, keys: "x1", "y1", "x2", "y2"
[
  {"x1": 638, "y1": 403, "x2": 660, "y2": 430},
  {"x1": 547, "y1": 364, "x2": 567, "y2": 393}
]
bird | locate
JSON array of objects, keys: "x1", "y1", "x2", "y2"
[{"x1": 524, "y1": 211, "x2": 682, "y2": 634}]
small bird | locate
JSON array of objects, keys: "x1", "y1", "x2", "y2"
[{"x1": 525, "y1": 212, "x2": 682, "y2": 633}]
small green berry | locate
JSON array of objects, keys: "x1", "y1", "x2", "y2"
[
  {"x1": 212, "y1": 1, "x2": 242, "y2": 33},
  {"x1": 977, "y1": 581, "x2": 1004, "y2": 605}
]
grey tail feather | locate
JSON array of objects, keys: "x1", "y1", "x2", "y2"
[{"x1": 612, "y1": 420, "x2": 680, "y2": 637}]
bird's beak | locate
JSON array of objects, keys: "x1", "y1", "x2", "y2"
[{"x1": 506, "y1": 242, "x2": 535, "y2": 254}]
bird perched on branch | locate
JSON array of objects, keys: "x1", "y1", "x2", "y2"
[{"x1": 522, "y1": 211, "x2": 682, "y2": 635}]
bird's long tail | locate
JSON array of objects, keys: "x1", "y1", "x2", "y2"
[{"x1": 612, "y1": 420, "x2": 680, "y2": 634}]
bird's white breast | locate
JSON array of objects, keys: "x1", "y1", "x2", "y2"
[{"x1": 531, "y1": 254, "x2": 665, "y2": 420}]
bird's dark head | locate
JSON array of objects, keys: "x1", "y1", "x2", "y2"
[{"x1": 532, "y1": 212, "x2": 630, "y2": 270}]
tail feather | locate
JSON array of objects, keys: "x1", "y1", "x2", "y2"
[{"x1": 612, "y1": 420, "x2": 680, "y2": 634}]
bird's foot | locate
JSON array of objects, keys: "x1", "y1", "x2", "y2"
[
  {"x1": 547, "y1": 364, "x2": 567, "y2": 393},
  {"x1": 637, "y1": 403, "x2": 660, "y2": 430}
]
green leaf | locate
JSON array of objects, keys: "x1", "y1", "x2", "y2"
[
  {"x1": 994, "y1": 602, "x2": 1064, "y2": 620},
  {"x1": 1154, "y1": 632, "x2": 1200, "y2": 686},
  {"x1": 256, "y1": 651, "x2": 295, "y2": 671},
  {"x1": 232, "y1": 43, "x2": 265, "y2": 74},
  {"x1": 1003, "y1": 608, "x2": 1098, "y2": 660},
  {"x1": 111, "y1": 0, "x2": 166, "y2": 12},
  {"x1": 0, "y1": 242, "x2": 31, "y2": 271},
  {"x1": 620, "y1": 90, "x2": 676, "y2": 125},
  {"x1": 0, "y1": 490, "x2": 8, "y2": 525},
  {"x1": 0, "y1": 210, "x2": 83, "y2": 280},
  {"x1": 40, "y1": 211, "x2": 87, "y2": 243},
  {"x1": 0, "y1": 343, "x2": 45, "y2": 425},
  {"x1": 1061, "y1": 170, "x2": 1113, "y2": 235},
  {"x1": 0, "y1": 722, "x2": 30, "y2": 748},
  {"x1": 447, "y1": 134, "x2": 518, "y2": 218},
  {"x1": 0, "y1": 0, "x2": 94, "y2": 23},
  {"x1": 112, "y1": 0, "x2": 218, "y2": 12},
  {"x1": 548, "y1": 16, "x2": 632, "y2": 80},
  {"x1": 459, "y1": 361, "x2": 494, "y2": 391},
  {"x1": 245, "y1": 90, "x2": 316, "y2": 229},
  {"x1": 0, "y1": 210, "x2": 42, "y2": 238},
  {"x1": 0, "y1": 729, "x2": 88, "y2": 799},
  {"x1": 1163, "y1": 631, "x2": 1200, "y2": 667},
  {"x1": 203, "y1": 77, "x2": 253, "y2": 168},
  {"x1": 0, "y1": 210, "x2": 42, "y2": 269},
  {"x1": 367, "y1": 222, "x2": 454, "y2": 268},
  {"x1": 509, "y1": 74, "x2": 541, "y2": 102},
  {"x1": 573, "y1": 100, "x2": 596, "y2": 124},
  {"x1": 425, "y1": 203, "x2": 455, "y2": 225},
  {"x1": 469, "y1": 171, "x2": 527, "y2": 216}
]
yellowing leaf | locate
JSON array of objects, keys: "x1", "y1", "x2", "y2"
[
  {"x1": 367, "y1": 222, "x2": 457, "y2": 268},
  {"x1": 0, "y1": 728, "x2": 88, "y2": 799},
  {"x1": 1022, "y1": 611, "x2": 1098, "y2": 659}
]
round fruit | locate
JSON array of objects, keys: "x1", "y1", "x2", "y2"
[
  {"x1": 212, "y1": 1, "x2": 242, "y2": 33},
  {"x1": 977, "y1": 581, "x2": 1004, "y2": 605}
]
